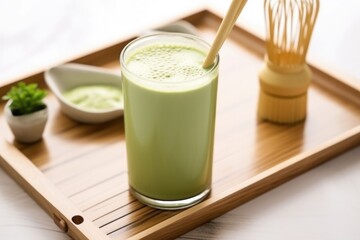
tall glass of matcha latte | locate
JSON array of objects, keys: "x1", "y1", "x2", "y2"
[{"x1": 120, "y1": 33, "x2": 219, "y2": 210}]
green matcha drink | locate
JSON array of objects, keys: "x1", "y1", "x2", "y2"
[{"x1": 120, "y1": 34, "x2": 219, "y2": 209}]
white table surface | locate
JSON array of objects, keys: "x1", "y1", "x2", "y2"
[{"x1": 1, "y1": 0, "x2": 359, "y2": 239}]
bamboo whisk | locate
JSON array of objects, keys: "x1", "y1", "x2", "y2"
[
  {"x1": 258, "y1": 0, "x2": 320, "y2": 124},
  {"x1": 265, "y1": 0, "x2": 319, "y2": 68}
]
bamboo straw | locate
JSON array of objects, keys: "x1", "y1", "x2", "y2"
[{"x1": 202, "y1": 0, "x2": 248, "y2": 68}]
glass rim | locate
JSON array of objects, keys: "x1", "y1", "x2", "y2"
[{"x1": 120, "y1": 33, "x2": 219, "y2": 88}]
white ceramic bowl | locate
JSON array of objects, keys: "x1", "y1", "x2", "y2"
[
  {"x1": 44, "y1": 63, "x2": 123, "y2": 124},
  {"x1": 154, "y1": 21, "x2": 200, "y2": 36},
  {"x1": 143, "y1": 21, "x2": 200, "y2": 36}
]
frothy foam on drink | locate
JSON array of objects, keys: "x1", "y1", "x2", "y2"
[{"x1": 126, "y1": 44, "x2": 208, "y2": 82}]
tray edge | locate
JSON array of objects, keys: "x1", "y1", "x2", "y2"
[{"x1": 0, "y1": 141, "x2": 110, "y2": 240}]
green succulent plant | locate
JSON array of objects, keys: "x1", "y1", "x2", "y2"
[{"x1": 2, "y1": 82, "x2": 47, "y2": 116}]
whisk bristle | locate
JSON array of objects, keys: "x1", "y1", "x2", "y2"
[{"x1": 264, "y1": 0, "x2": 319, "y2": 68}]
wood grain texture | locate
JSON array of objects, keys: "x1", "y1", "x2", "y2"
[
  {"x1": 0, "y1": 142, "x2": 109, "y2": 240},
  {"x1": 0, "y1": 10, "x2": 360, "y2": 240}
]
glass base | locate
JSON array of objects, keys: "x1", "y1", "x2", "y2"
[{"x1": 129, "y1": 187, "x2": 211, "y2": 210}]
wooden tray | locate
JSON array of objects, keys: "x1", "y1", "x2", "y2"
[{"x1": 1, "y1": 9, "x2": 360, "y2": 240}]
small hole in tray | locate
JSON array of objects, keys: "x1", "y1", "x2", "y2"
[{"x1": 72, "y1": 215, "x2": 84, "y2": 225}]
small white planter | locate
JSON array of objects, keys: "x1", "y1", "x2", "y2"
[{"x1": 4, "y1": 101, "x2": 48, "y2": 143}]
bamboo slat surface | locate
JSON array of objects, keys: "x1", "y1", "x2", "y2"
[{"x1": 0, "y1": 10, "x2": 360, "y2": 240}]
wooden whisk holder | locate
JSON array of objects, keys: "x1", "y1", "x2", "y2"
[{"x1": 258, "y1": 58, "x2": 311, "y2": 123}]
